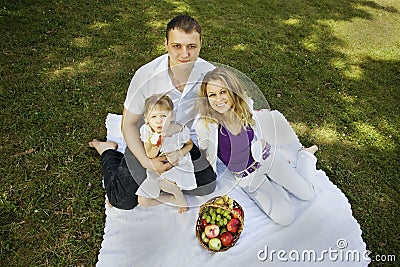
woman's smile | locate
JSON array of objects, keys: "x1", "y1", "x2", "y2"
[
  {"x1": 215, "y1": 102, "x2": 226, "y2": 107},
  {"x1": 206, "y1": 79, "x2": 233, "y2": 114}
]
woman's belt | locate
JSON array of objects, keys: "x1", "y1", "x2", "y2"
[{"x1": 233, "y1": 144, "x2": 271, "y2": 178}]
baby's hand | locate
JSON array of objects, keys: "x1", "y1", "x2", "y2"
[{"x1": 149, "y1": 133, "x2": 162, "y2": 146}]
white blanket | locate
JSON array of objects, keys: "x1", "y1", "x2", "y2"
[{"x1": 97, "y1": 114, "x2": 370, "y2": 266}]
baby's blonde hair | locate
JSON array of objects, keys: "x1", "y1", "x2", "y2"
[
  {"x1": 198, "y1": 68, "x2": 255, "y2": 128},
  {"x1": 144, "y1": 94, "x2": 174, "y2": 120}
]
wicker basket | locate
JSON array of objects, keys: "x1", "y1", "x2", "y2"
[{"x1": 195, "y1": 196, "x2": 244, "y2": 252}]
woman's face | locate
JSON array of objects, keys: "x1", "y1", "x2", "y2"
[{"x1": 205, "y1": 79, "x2": 233, "y2": 114}]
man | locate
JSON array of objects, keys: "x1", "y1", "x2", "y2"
[{"x1": 90, "y1": 15, "x2": 216, "y2": 209}]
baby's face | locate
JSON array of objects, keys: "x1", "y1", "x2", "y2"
[{"x1": 146, "y1": 107, "x2": 173, "y2": 133}]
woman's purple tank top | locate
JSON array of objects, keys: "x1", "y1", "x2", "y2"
[{"x1": 217, "y1": 124, "x2": 255, "y2": 172}]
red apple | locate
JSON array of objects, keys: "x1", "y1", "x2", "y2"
[
  {"x1": 233, "y1": 208, "x2": 243, "y2": 219},
  {"x1": 200, "y1": 219, "x2": 208, "y2": 230},
  {"x1": 220, "y1": 232, "x2": 234, "y2": 247},
  {"x1": 204, "y1": 224, "x2": 220, "y2": 238},
  {"x1": 227, "y1": 218, "x2": 240, "y2": 233}
]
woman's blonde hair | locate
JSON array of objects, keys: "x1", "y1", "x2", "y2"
[
  {"x1": 144, "y1": 94, "x2": 174, "y2": 120},
  {"x1": 198, "y1": 67, "x2": 255, "y2": 128}
]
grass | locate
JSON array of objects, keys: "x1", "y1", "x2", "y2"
[{"x1": 1, "y1": 0, "x2": 399, "y2": 266}]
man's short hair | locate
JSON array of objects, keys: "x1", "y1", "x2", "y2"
[{"x1": 166, "y1": 15, "x2": 202, "y2": 42}]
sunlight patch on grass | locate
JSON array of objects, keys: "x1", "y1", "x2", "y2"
[
  {"x1": 233, "y1": 43, "x2": 248, "y2": 51},
  {"x1": 50, "y1": 59, "x2": 94, "y2": 79},
  {"x1": 313, "y1": 125, "x2": 340, "y2": 144},
  {"x1": 275, "y1": 44, "x2": 288, "y2": 52},
  {"x1": 330, "y1": 58, "x2": 346, "y2": 69},
  {"x1": 330, "y1": 58, "x2": 364, "y2": 80},
  {"x1": 329, "y1": 2, "x2": 400, "y2": 61},
  {"x1": 343, "y1": 64, "x2": 363, "y2": 80},
  {"x1": 283, "y1": 18, "x2": 301, "y2": 26},
  {"x1": 301, "y1": 33, "x2": 320, "y2": 52},
  {"x1": 353, "y1": 122, "x2": 393, "y2": 150},
  {"x1": 291, "y1": 122, "x2": 309, "y2": 136},
  {"x1": 90, "y1": 21, "x2": 110, "y2": 30},
  {"x1": 147, "y1": 19, "x2": 166, "y2": 31},
  {"x1": 108, "y1": 45, "x2": 127, "y2": 55},
  {"x1": 163, "y1": 0, "x2": 191, "y2": 13},
  {"x1": 320, "y1": 1, "x2": 400, "y2": 82},
  {"x1": 375, "y1": 118, "x2": 398, "y2": 147},
  {"x1": 338, "y1": 91, "x2": 357, "y2": 103},
  {"x1": 72, "y1": 37, "x2": 92, "y2": 48},
  {"x1": 155, "y1": 44, "x2": 167, "y2": 54},
  {"x1": 293, "y1": 122, "x2": 341, "y2": 145}
]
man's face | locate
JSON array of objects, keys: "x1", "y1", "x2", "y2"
[{"x1": 165, "y1": 28, "x2": 201, "y2": 68}]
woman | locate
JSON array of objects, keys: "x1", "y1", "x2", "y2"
[{"x1": 196, "y1": 67, "x2": 318, "y2": 225}]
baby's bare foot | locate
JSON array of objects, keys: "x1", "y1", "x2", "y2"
[
  {"x1": 302, "y1": 145, "x2": 318, "y2": 154},
  {"x1": 88, "y1": 139, "x2": 118, "y2": 155}
]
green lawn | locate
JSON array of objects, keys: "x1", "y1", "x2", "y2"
[{"x1": 1, "y1": 0, "x2": 399, "y2": 266}]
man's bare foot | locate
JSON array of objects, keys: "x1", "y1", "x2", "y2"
[
  {"x1": 88, "y1": 139, "x2": 118, "y2": 155},
  {"x1": 302, "y1": 145, "x2": 318, "y2": 154}
]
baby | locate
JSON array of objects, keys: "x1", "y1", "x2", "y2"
[{"x1": 136, "y1": 94, "x2": 197, "y2": 213}]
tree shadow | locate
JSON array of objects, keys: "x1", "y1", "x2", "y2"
[{"x1": 363, "y1": 0, "x2": 399, "y2": 13}]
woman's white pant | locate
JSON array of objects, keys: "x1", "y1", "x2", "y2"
[
  {"x1": 254, "y1": 109, "x2": 303, "y2": 167},
  {"x1": 237, "y1": 147, "x2": 317, "y2": 226}
]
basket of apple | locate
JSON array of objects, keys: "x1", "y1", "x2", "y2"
[{"x1": 195, "y1": 195, "x2": 244, "y2": 252}]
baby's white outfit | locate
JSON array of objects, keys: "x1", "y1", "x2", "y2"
[{"x1": 136, "y1": 124, "x2": 197, "y2": 198}]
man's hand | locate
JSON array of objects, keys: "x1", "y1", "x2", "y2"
[{"x1": 149, "y1": 156, "x2": 173, "y2": 174}]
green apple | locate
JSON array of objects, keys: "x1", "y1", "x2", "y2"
[
  {"x1": 208, "y1": 238, "x2": 222, "y2": 251},
  {"x1": 201, "y1": 231, "x2": 210, "y2": 243}
]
